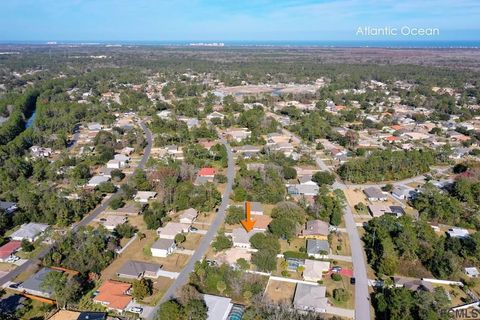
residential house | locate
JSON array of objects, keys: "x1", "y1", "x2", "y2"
[
  {"x1": 19, "y1": 267, "x2": 61, "y2": 298},
  {"x1": 179, "y1": 208, "x2": 198, "y2": 224},
  {"x1": 465, "y1": 267, "x2": 480, "y2": 278},
  {"x1": 203, "y1": 294, "x2": 234, "y2": 320},
  {"x1": 231, "y1": 228, "x2": 260, "y2": 249},
  {"x1": 93, "y1": 280, "x2": 132, "y2": 312},
  {"x1": 87, "y1": 122, "x2": 102, "y2": 131},
  {"x1": 224, "y1": 128, "x2": 251, "y2": 142},
  {"x1": 106, "y1": 203, "x2": 144, "y2": 216},
  {"x1": 287, "y1": 184, "x2": 319, "y2": 197},
  {"x1": 10, "y1": 222, "x2": 48, "y2": 242},
  {"x1": 306, "y1": 239, "x2": 330, "y2": 259},
  {"x1": 116, "y1": 260, "x2": 162, "y2": 279},
  {"x1": 87, "y1": 175, "x2": 110, "y2": 187},
  {"x1": 30, "y1": 146, "x2": 52, "y2": 158},
  {"x1": 293, "y1": 283, "x2": 328, "y2": 313},
  {"x1": 300, "y1": 220, "x2": 329, "y2": 240},
  {"x1": 364, "y1": 187, "x2": 387, "y2": 201},
  {"x1": 249, "y1": 202, "x2": 263, "y2": 215},
  {"x1": 392, "y1": 185, "x2": 417, "y2": 200},
  {"x1": 0, "y1": 240, "x2": 21, "y2": 262},
  {"x1": 134, "y1": 191, "x2": 157, "y2": 203},
  {"x1": 151, "y1": 238, "x2": 176, "y2": 257},
  {"x1": 234, "y1": 145, "x2": 262, "y2": 158},
  {"x1": 106, "y1": 159, "x2": 123, "y2": 169},
  {"x1": 252, "y1": 215, "x2": 272, "y2": 232},
  {"x1": 198, "y1": 167, "x2": 216, "y2": 178},
  {"x1": 96, "y1": 216, "x2": 127, "y2": 231},
  {"x1": 178, "y1": 117, "x2": 199, "y2": 129},
  {"x1": 393, "y1": 277, "x2": 434, "y2": 293},
  {"x1": 303, "y1": 260, "x2": 330, "y2": 282},
  {"x1": 214, "y1": 247, "x2": 252, "y2": 266},
  {"x1": 206, "y1": 111, "x2": 225, "y2": 121},
  {"x1": 156, "y1": 222, "x2": 190, "y2": 240},
  {"x1": 0, "y1": 201, "x2": 18, "y2": 214},
  {"x1": 447, "y1": 227, "x2": 470, "y2": 239},
  {"x1": 48, "y1": 311, "x2": 106, "y2": 320}
]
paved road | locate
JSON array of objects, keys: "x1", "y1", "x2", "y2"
[
  {"x1": 149, "y1": 137, "x2": 235, "y2": 319},
  {"x1": 0, "y1": 121, "x2": 152, "y2": 287},
  {"x1": 282, "y1": 128, "x2": 371, "y2": 320}
]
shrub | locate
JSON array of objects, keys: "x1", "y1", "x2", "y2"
[
  {"x1": 333, "y1": 288, "x2": 349, "y2": 302},
  {"x1": 331, "y1": 273, "x2": 342, "y2": 281}
]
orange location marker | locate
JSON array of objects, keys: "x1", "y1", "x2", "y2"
[{"x1": 241, "y1": 201, "x2": 256, "y2": 232}]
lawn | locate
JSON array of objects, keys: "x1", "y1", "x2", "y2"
[
  {"x1": 323, "y1": 273, "x2": 355, "y2": 310},
  {"x1": 343, "y1": 188, "x2": 367, "y2": 209},
  {"x1": 181, "y1": 233, "x2": 203, "y2": 250},
  {"x1": 100, "y1": 229, "x2": 190, "y2": 281},
  {"x1": 264, "y1": 280, "x2": 296, "y2": 305},
  {"x1": 279, "y1": 238, "x2": 305, "y2": 253}
]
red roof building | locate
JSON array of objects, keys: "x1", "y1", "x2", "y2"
[
  {"x1": 0, "y1": 241, "x2": 21, "y2": 261},
  {"x1": 93, "y1": 280, "x2": 132, "y2": 311},
  {"x1": 198, "y1": 167, "x2": 216, "y2": 177}
]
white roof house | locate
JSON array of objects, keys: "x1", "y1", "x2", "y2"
[
  {"x1": 206, "y1": 112, "x2": 225, "y2": 121},
  {"x1": 203, "y1": 294, "x2": 233, "y2": 320},
  {"x1": 465, "y1": 267, "x2": 480, "y2": 278},
  {"x1": 447, "y1": 228, "x2": 470, "y2": 239},
  {"x1": 97, "y1": 216, "x2": 127, "y2": 231},
  {"x1": 106, "y1": 159, "x2": 123, "y2": 169},
  {"x1": 293, "y1": 283, "x2": 328, "y2": 313},
  {"x1": 302, "y1": 260, "x2": 330, "y2": 282},
  {"x1": 10, "y1": 223, "x2": 48, "y2": 242},
  {"x1": 134, "y1": 191, "x2": 157, "y2": 203},
  {"x1": 156, "y1": 222, "x2": 190, "y2": 240},
  {"x1": 231, "y1": 228, "x2": 260, "y2": 249},
  {"x1": 151, "y1": 238, "x2": 176, "y2": 258},
  {"x1": 87, "y1": 175, "x2": 111, "y2": 187},
  {"x1": 179, "y1": 208, "x2": 198, "y2": 224}
]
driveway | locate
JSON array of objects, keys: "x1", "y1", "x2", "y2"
[{"x1": 147, "y1": 137, "x2": 235, "y2": 319}]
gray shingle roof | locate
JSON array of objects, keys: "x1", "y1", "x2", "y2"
[{"x1": 116, "y1": 260, "x2": 161, "y2": 277}]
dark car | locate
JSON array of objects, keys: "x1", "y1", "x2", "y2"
[{"x1": 350, "y1": 277, "x2": 356, "y2": 285}]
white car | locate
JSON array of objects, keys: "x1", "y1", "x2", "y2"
[
  {"x1": 6, "y1": 255, "x2": 19, "y2": 263},
  {"x1": 128, "y1": 307, "x2": 143, "y2": 314}
]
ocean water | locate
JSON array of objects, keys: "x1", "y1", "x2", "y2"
[{"x1": 1, "y1": 40, "x2": 480, "y2": 48}]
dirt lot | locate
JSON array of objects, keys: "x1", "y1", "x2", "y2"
[
  {"x1": 264, "y1": 280, "x2": 296, "y2": 305},
  {"x1": 330, "y1": 232, "x2": 351, "y2": 257},
  {"x1": 343, "y1": 188, "x2": 367, "y2": 209},
  {"x1": 0, "y1": 262, "x2": 17, "y2": 272}
]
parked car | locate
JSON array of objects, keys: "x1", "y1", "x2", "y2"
[
  {"x1": 350, "y1": 277, "x2": 356, "y2": 285},
  {"x1": 189, "y1": 226, "x2": 198, "y2": 232},
  {"x1": 6, "y1": 255, "x2": 19, "y2": 263},
  {"x1": 331, "y1": 266, "x2": 342, "y2": 273},
  {"x1": 128, "y1": 307, "x2": 143, "y2": 314}
]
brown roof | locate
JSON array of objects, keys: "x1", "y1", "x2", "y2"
[
  {"x1": 302, "y1": 220, "x2": 329, "y2": 236},
  {"x1": 253, "y1": 215, "x2": 272, "y2": 231},
  {"x1": 94, "y1": 280, "x2": 132, "y2": 310}
]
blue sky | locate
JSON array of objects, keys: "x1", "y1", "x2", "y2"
[{"x1": 1, "y1": 0, "x2": 480, "y2": 41}]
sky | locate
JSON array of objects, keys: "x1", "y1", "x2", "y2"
[{"x1": 1, "y1": 0, "x2": 480, "y2": 42}]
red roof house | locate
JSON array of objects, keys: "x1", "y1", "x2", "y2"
[
  {"x1": 0, "y1": 241, "x2": 22, "y2": 261},
  {"x1": 198, "y1": 167, "x2": 216, "y2": 177},
  {"x1": 93, "y1": 280, "x2": 132, "y2": 311}
]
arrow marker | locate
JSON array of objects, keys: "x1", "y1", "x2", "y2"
[{"x1": 241, "y1": 201, "x2": 256, "y2": 232}]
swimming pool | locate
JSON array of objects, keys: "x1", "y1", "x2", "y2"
[{"x1": 228, "y1": 304, "x2": 245, "y2": 320}]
